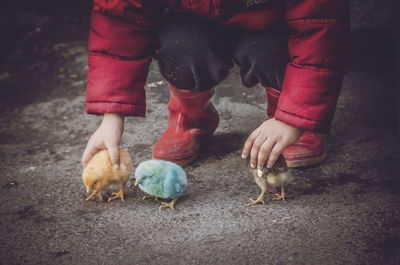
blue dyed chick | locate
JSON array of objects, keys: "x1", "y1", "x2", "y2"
[{"x1": 134, "y1": 160, "x2": 187, "y2": 210}]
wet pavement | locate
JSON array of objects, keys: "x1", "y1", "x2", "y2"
[{"x1": 0, "y1": 0, "x2": 399, "y2": 264}]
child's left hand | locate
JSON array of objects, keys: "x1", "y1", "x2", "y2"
[{"x1": 242, "y1": 118, "x2": 304, "y2": 169}]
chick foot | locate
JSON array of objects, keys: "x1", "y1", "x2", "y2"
[
  {"x1": 143, "y1": 195, "x2": 158, "y2": 201},
  {"x1": 159, "y1": 199, "x2": 177, "y2": 210},
  {"x1": 248, "y1": 197, "x2": 265, "y2": 206},
  {"x1": 108, "y1": 192, "x2": 124, "y2": 202},
  {"x1": 248, "y1": 190, "x2": 267, "y2": 206},
  {"x1": 107, "y1": 185, "x2": 126, "y2": 202},
  {"x1": 272, "y1": 185, "x2": 292, "y2": 201},
  {"x1": 108, "y1": 192, "x2": 125, "y2": 202},
  {"x1": 272, "y1": 193, "x2": 293, "y2": 201},
  {"x1": 86, "y1": 190, "x2": 103, "y2": 201},
  {"x1": 248, "y1": 196, "x2": 266, "y2": 206}
]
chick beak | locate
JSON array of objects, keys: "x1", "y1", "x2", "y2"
[
  {"x1": 86, "y1": 186, "x2": 90, "y2": 193},
  {"x1": 135, "y1": 180, "x2": 140, "y2": 186}
]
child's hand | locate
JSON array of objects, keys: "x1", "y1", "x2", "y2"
[
  {"x1": 242, "y1": 118, "x2": 303, "y2": 169},
  {"x1": 82, "y1": 113, "x2": 125, "y2": 169}
]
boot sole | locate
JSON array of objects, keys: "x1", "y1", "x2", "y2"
[{"x1": 285, "y1": 152, "x2": 327, "y2": 168}]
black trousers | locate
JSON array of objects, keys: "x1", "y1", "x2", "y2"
[{"x1": 153, "y1": 12, "x2": 290, "y2": 92}]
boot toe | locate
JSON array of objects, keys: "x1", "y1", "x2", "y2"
[
  {"x1": 152, "y1": 130, "x2": 200, "y2": 165},
  {"x1": 283, "y1": 132, "x2": 326, "y2": 168}
]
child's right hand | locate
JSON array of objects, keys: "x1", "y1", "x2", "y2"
[{"x1": 81, "y1": 113, "x2": 125, "y2": 169}]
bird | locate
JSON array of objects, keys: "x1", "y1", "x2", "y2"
[
  {"x1": 248, "y1": 155, "x2": 290, "y2": 206},
  {"x1": 134, "y1": 160, "x2": 187, "y2": 210},
  {"x1": 82, "y1": 149, "x2": 132, "y2": 202}
]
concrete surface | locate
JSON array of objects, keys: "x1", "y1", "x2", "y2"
[{"x1": 0, "y1": 1, "x2": 399, "y2": 264}]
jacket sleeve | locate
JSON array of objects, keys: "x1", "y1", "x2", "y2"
[
  {"x1": 274, "y1": 0, "x2": 349, "y2": 133},
  {"x1": 86, "y1": 0, "x2": 162, "y2": 117}
]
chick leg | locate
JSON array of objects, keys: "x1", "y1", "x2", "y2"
[
  {"x1": 248, "y1": 187, "x2": 267, "y2": 206},
  {"x1": 272, "y1": 183, "x2": 292, "y2": 201},
  {"x1": 159, "y1": 199, "x2": 177, "y2": 210},
  {"x1": 143, "y1": 195, "x2": 158, "y2": 201},
  {"x1": 108, "y1": 185, "x2": 126, "y2": 202},
  {"x1": 86, "y1": 190, "x2": 98, "y2": 201}
]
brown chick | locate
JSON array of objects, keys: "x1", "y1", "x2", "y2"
[
  {"x1": 82, "y1": 149, "x2": 132, "y2": 202},
  {"x1": 248, "y1": 155, "x2": 290, "y2": 206}
]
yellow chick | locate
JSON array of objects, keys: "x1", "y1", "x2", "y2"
[
  {"x1": 82, "y1": 149, "x2": 132, "y2": 202},
  {"x1": 248, "y1": 155, "x2": 290, "y2": 206}
]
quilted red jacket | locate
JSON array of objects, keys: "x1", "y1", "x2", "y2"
[{"x1": 86, "y1": 0, "x2": 349, "y2": 133}]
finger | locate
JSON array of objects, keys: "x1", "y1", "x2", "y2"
[
  {"x1": 257, "y1": 138, "x2": 276, "y2": 170},
  {"x1": 242, "y1": 128, "x2": 260, "y2": 159},
  {"x1": 266, "y1": 142, "x2": 285, "y2": 168},
  {"x1": 106, "y1": 143, "x2": 120, "y2": 169},
  {"x1": 82, "y1": 144, "x2": 99, "y2": 168},
  {"x1": 250, "y1": 134, "x2": 268, "y2": 168}
]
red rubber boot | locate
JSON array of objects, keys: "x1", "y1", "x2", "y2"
[
  {"x1": 265, "y1": 87, "x2": 327, "y2": 168},
  {"x1": 152, "y1": 84, "x2": 219, "y2": 166}
]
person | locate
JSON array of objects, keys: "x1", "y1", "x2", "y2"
[{"x1": 81, "y1": 0, "x2": 349, "y2": 172}]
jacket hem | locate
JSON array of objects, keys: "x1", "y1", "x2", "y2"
[
  {"x1": 274, "y1": 109, "x2": 329, "y2": 134},
  {"x1": 86, "y1": 101, "x2": 146, "y2": 117}
]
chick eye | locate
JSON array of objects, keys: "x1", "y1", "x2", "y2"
[{"x1": 92, "y1": 180, "x2": 98, "y2": 186}]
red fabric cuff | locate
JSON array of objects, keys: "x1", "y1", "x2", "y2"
[
  {"x1": 86, "y1": 101, "x2": 145, "y2": 117},
  {"x1": 86, "y1": 53, "x2": 151, "y2": 117},
  {"x1": 275, "y1": 63, "x2": 343, "y2": 133},
  {"x1": 274, "y1": 109, "x2": 330, "y2": 133}
]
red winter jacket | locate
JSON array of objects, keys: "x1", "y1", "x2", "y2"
[{"x1": 86, "y1": 0, "x2": 349, "y2": 133}]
